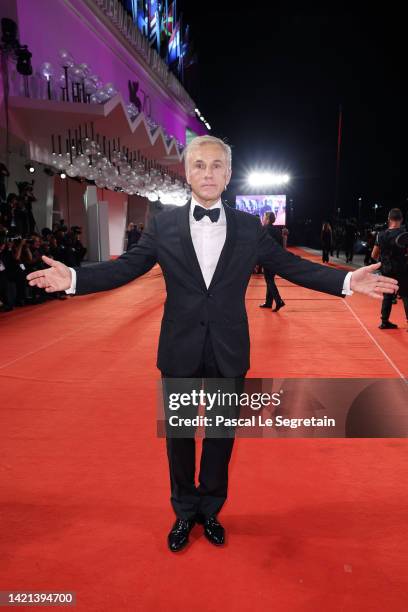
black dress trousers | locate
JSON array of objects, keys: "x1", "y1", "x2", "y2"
[{"x1": 162, "y1": 331, "x2": 241, "y2": 520}]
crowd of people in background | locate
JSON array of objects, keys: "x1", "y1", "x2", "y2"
[
  {"x1": 319, "y1": 211, "x2": 408, "y2": 329},
  {"x1": 0, "y1": 219, "x2": 87, "y2": 312},
  {"x1": 0, "y1": 175, "x2": 88, "y2": 311},
  {"x1": 0, "y1": 162, "x2": 149, "y2": 313},
  {"x1": 320, "y1": 218, "x2": 384, "y2": 266}
]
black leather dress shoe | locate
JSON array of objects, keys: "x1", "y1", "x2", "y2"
[
  {"x1": 272, "y1": 300, "x2": 285, "y2": 312},
  {"x1": 203, "y1": 516, "x2": 225, "y2": 546},
  {"x1": 379, "y1": 321, "x2": 398, "y2": 329},
  {"x1": 259, "y1": 303, "x2": 272, "y2": 308},
  {"x1": 167, "y1": 518, "x2": 195, "y2": 552}
]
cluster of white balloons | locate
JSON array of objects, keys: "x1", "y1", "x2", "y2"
[
  {"x1": 51, "y1": 49, "x2": 120, "y2": 107},
  {"x1": 41, "y1": 51, "x2": 187, "y2": 151},
  {"x1": 43, "y1": 50, "x2": 188, "y2": 203},
  {"x1": 49, "y1": 137, "x2": 190, "y2": 204}
]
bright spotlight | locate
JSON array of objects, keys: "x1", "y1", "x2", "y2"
[
  {"x1": 25, "y1": 163, "x2": 35, "y2": 173},
  {"x1": 248, "y1": 171, "x2": 290, "y2": 187},
  {"x1": 60, "y1": 172, "x2": 66, "y2": 179}
]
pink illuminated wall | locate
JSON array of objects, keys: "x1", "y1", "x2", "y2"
[{"x1": 13, "y1": 0, "x2": 205, "y2": 143}]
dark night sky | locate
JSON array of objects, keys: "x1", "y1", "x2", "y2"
[{"x1": 178, "y1": 5, "x2": 408, "y2": 224}]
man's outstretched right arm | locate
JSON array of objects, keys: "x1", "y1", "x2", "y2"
[{"x1": 27, "y1": 216, "x2": 158, "y2": 295}]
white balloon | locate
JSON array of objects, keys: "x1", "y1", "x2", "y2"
[
  {"x1": 40, "y1": 62, "x2": 54, "y2": 79},
  {"x1": 73, "y1": 154, "x2": 89, "y2": 170},
  {"x1": 56, "y1": 155, "x2": 65, "y2": 170},
  {"x1": 71, "y1": 66, "x2": 84, "y2": 83},
  {"x1": 95, "y1": 178, "x2": 106, "y2": 188},
  {"x1": 66, "y1": 164, "x2": 79, "y2": 177},
  {"x1": 96, "y1": 157, "x2": 108, "y2": 169},
  {"x1": 84, "y1": 78, "x2": 96, "y2": 95},
  {"x1": 89, "y1": 74, "x2": 102, "y2": 88},
  {"x1": 59, "y1": 49, "x2": 74, "y2": 68},
  {"x1": 95, "y1": 89, "x2": 109, "y2": 103},
  {"x1": 79, "y1": 63, "x2": 90, "y2": 76},
  {"x1": 104, "y1": 82, "x2": 116, "y2": 96},
  {"x1": 86, "y1": 167, "x2": 98, "y2": 181},
  {"x1": 82, "y1": 138, "x2": 92, "y2": 155}
]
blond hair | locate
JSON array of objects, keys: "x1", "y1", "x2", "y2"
[{"x1": 184, "y1": 135, "x2": 232, "y2": 173}]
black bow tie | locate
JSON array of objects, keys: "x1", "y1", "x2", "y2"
[{"x1": 193, "y1": 205, "x2": 221, "y2": 223}]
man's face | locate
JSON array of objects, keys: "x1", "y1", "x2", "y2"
[{"x1": 186, "y1": 143, "x2": 231, "y2": 207}]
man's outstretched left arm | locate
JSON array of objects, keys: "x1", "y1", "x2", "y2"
[{"x1": 258, "y1": 227, "x2": 398, "y2": 299}]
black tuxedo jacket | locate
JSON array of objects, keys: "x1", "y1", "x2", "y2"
[{"x1": 74, "y1": 201, "x2": 347, "y2": 376}]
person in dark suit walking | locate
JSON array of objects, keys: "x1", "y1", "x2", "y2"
[
  {"x1": 371, "y1": 208, "x2": 408, "y2": 329},
  {"x1": 321, "y1": 222, "x2": 333, "y2": 263},
  {"x1": 126, "y1": 222, "x2": 142, "y2": 251},
  {"x1": 27, "y1": 136, "x2": 398, "y2": 552},
  {"x1": 259, "y1": 211, "x2": 286, "y2": 311}
]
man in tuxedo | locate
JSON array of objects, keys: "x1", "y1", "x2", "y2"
[{"x1": 27, "y1": 136, "x2": 398, "y2": 552}]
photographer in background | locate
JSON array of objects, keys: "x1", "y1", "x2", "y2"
[
  {"x1": 0, "y1": 193, "x2": 16, "y2": 231},
  {"x1": 28, "y1": 234, "x2": 44, "y2": 270},
  {"x1": 363, "y1": 226, "x2": 377, "y2": 266},
  {"x1": 371, "y1": 208, "x2": 408, "y2": 330},
  {"x1": 126, "y1": 222, "x2": 141, "y2": 251},
  {"x1": 0, "y1": 236, "x2": 14, "y2": 311},
  {"x1": 0, "y1": 236, "x2": 29, "y2": 310},
  {"x1": 12, "y1": 197, "x2": 30, "y2": 237},
  {"x1": 0, "y1": 162, "x2": 10, "y2": 203},
  {"x1": 17, "y1": 181, "x2": 37, "y2": 235},
  {"x1": 344, "y1": 218, "x2": 358, "y2": 263},
  {"x1": 10, "y1": 238, "x2": 33, "y2": 306},
  {"x1": 71, "y1": 226, "x2": 87, "y2": 265}
]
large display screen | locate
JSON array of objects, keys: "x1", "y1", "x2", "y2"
[{"x1": 235, "y1": 194, "x2": 286, "y2": 225}]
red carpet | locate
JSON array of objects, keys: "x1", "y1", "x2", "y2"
[{"x1": 1, "y1": 250, "x2": 407, "y2": 611}]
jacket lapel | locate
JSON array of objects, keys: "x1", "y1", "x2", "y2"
[{"x1": 208, "y1": 201, "x2": 237, "y2": 290}]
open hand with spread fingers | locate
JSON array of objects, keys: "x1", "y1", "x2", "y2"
[
  {"x1": 350, "y1": 262, "x2": 399, "y2": 299},
  {"x1": 26, "y1": 255, "x2": 72, "y2": 293}
]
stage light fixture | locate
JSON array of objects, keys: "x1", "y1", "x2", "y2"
[
  {"x1": 25, "y1": 163, "x2": 35, "y2": 174},
  {"x1": 60, "y1": 172, "x2": 66, "y2": 179},
  {"x1": 16, "y1": 45, "x2": 32, "y2": 76},
  {"x1": 1, "y1": 17, "x2": 19, "y2": 49}
]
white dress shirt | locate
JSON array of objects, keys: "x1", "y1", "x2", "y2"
[
  {"x1": 189, "y1": 197, "x2": 226, "y2": 288},
  {"x1": 66, "y1": 200, "x2": 353, "y2": 295}
]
